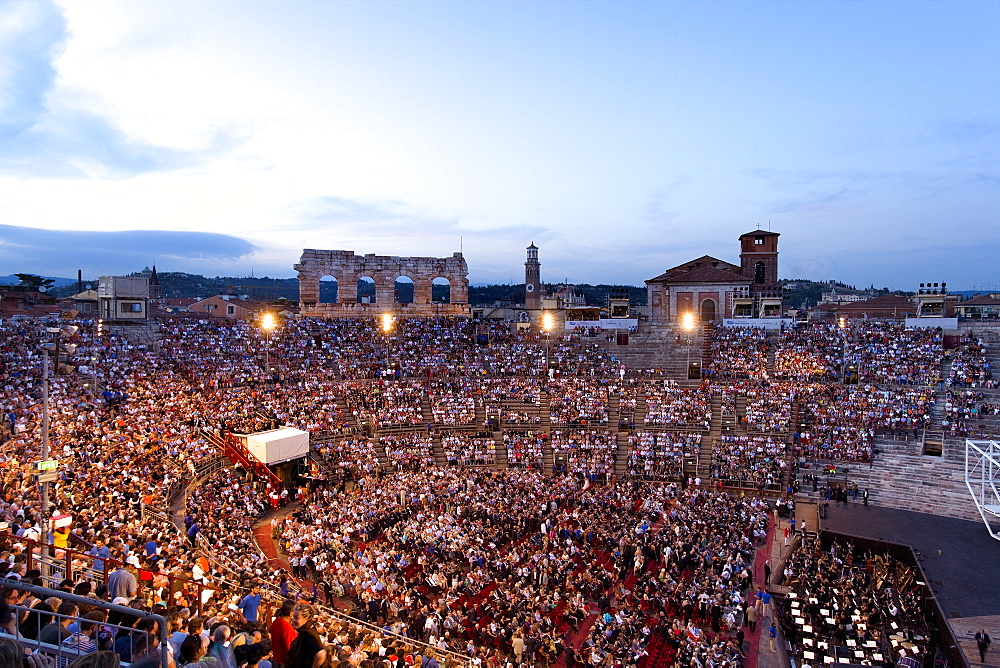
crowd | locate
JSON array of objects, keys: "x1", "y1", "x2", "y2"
[
  {"x1": 704, "y1": 326, "x2": 769, "y2": 379},
  {"x1": 626, "y1": 432, "x2": 701, "y2": 480},
  {"x1": 549, "y1": 430, "x2": 617, "y2": 479},
  {"x1": 1, "y1": 313, "x2": 995, "y2": 668},
  {"x1": 710, "y1": 436, "x2": 786, "y2": 490},
  {"x1": 947, "y1": 335, "x2": 996, "y2": 388},
  {"x1": 546, "y1": 379, "x2": 611, "y2": 426},
  {"x1": 847, "y1": 322, "x2": 943, "y2": 386},
  {"x1": 643, "y1": 385, "x2": 711, "y2": 430},
  {"x1": 440, "y1": 433, "x2": 496, "y2": 467},
  {"x1": 773, "y1": 325, "x2": 841, "y2": 381}
]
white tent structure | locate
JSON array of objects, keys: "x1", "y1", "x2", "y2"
[
  {"x1": 242, "y1": 427, "x2": 310, "y2": 465},
  {"x1": 965, "y1": 439, "x2": 1000, "y2": 541}
]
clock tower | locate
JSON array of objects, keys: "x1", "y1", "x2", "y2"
[{"x1": 525, "y1": 242, "x2": 541, "y2": 310}]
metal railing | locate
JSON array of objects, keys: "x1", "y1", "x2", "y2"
[{"x1": 0, "y1": 578, "x2": 169, "y2": 668}]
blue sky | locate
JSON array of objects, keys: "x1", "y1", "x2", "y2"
[{"x1": 0, "y1": 0, "x2": 997, "y2": 289}]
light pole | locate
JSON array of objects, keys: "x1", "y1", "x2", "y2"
[
  {"x1": 381, "y1": 313, "x2": 394, "y2": 378},
  {"x1": 542, "y1": 312, "x2": 554, "y2": 378},
  {"x1": 681, "y1": 312, "x2": 695, "y2": 379},
  {"x1": 39, "y1": 324, "x2": 79, "y2": 544},
  {"x1": 260, "y1": 313, "x2": 277, "y2": 376}
]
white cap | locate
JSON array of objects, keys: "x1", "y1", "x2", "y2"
[{"x1": 126, "y1": 555, "x2": 141, "y2": 567}]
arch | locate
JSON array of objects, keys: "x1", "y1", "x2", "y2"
[
  {"x1": 394, "y1": 275, "x2": 414, "y2": 304},
  {"x1": 357, "y1": 276, "x2": 376, "y2": 304},
  {"x1": 700, "y1": 298, "x2": 717, "y2": 323},
  {"x1": 319, "y1": 275, "x2": 339, "y2": 304},
  {"x1": 754, "y1": 262, "x2": 766, "y2": 284},
  {"x1": 432, "y1": 277, "x2": 452, "y2": 303}
]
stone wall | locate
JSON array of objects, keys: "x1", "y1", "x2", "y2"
[{"x1": 295, "y1": 249, "x2": 471, "y2": 318}]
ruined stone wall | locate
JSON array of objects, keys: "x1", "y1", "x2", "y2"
[{"x1": 295, "y1": 249, "x2": 471, "y2": 318}]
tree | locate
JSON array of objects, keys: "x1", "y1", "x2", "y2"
[{"x1": 14, "y1": 274, "x2": 55, "y2": 292}]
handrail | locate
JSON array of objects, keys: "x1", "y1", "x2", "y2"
[
  {"x1": 1, "y1": 531, "x2": 222, "y2": 616},
  {"x1": 0, "y1": 577, "x2": 170, "y2": 668}
]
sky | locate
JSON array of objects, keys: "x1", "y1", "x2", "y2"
[{"x1": 0, "y1": 0, "x2": 997, "y2": 290}]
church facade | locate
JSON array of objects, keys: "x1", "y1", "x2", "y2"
[{"x1": 645, "y1": 230, "x2": 783, "y2": 324}]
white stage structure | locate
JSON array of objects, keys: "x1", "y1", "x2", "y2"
[
  {"x1": 241, "y1": 427, "x2": 310, "y2": 465},
  {"x1": 965, "y1": 439, "x2": 1000, "y2": 541}
]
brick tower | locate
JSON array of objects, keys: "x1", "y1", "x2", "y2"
[
  {"x1": 525, "y1": 242, "x2": 541, "y2": 310},
  {"x1": 739, "y1": 230, "x2": 780, "y2": 286}
]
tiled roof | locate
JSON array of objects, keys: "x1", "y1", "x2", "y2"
[
  {"x1": 663, "y1": 266, "x2": 751, "y2": 284},
  {"x1": 957, "y1": 295, "x2": 1000, "y2": 307}
]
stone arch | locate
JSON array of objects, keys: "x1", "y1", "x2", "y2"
[
  {"x1": 394, "y1": 275, "x2": 415, "y2": 304},
  {"x1": 432, "y1": 277, "x2": 452, "y2": 303},
  {"x1": 319, "y1": 274, "x2": 339, "y2": 304},
  {"x1": 357, "y1": 276, "x2": 376, "y2": 304},
  {"x1": 700, "y1": 298, "x2": 717, "y2": 323}
]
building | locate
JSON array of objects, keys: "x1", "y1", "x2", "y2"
[
  {"x1": 645, "y1": 230, "x2": 783, "y2": 324},
  {"x1": 188, "y1": 294, "x2": 268, "y2": 320},
  {"x1": 809, "y1": 294, "x2": 916, "y2": 321},
  {"x1": 954, "y1": 294, "x2": 1000, "y2": 320},
  {"x1": 98, "y1": 276, "x2": 149, "y2": 321},
  {"x1": 524, "y1": 243, "x2": 541, "y2": 311}
]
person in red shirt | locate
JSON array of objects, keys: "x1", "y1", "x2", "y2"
[{"x1": 268, "y1": 599, "x2": 297, "y2": 668}]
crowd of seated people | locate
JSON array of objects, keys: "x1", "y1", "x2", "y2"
[
  {"x1": 942, "y1": 389, "x2": 1000, "y2": 437},
  {"x1": 705, "y1": 326, "x2": 769, "y2": 379},
  {"x1": 547, "y1": 379, "x2": 612, "y2": 425},
  {"x1": 343, "y1": 381, "x2": 425, "y2": 429},
  {"x1": 2, "y1": 313, "x2": 994, "y2": 668},
  {"x1": 947, "y1": 335, "x2": 996, "y2": 388},
  {"x1": 428, "y1": 381, "x2": 478, "y2": 426},
  {"x1": 379, "y1": 433, "x2": 436, "y2": 471},
  {"x1": 711, "y1": 435, "x2": 786, "y2": 489},
  {"x1": 794, "y1": 384, "x2": 934, "y2": 461},
  {"x1": 847, "y1": 321, "x2": 943, "y2": 386},
  {"x1": 626, "y1": 432, "x2": 700, "y2": 480},
  {"x1": 549, "y1": 430, "x2": 617, "y2": 479},
  {"x1": 742, "y1": 383, "x2": 792, "y2": 433},
  {"x1": 644, "y1": 384, "x2": 712, "y2": 430},
  {"x1": 773, "y1": 324, "x2": 842, "y2": 381},
  {"x1": 313, "y1": 437, "x2": 384, "y2": 478},
  {"x1": 440, "y1": 432, "x2": 496, "y2": 467},
  {"x1": 503, "y1": 431, "x2": 544, "y2": 470},
  {"x1": 779, "y1": 535, "x2": 933, "y2": 668}
]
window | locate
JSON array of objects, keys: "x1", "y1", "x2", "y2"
[
  {"x1": 754, "y1": 237, "x2": 764, "y2": 245},
  {"x1": 227, "y1": 305, "x2": 235, "y2": 315},
  {"x1": 120, "y1": 302, "x2": 143, "y2": 313}
]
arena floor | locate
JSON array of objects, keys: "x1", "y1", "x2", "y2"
[{"x1": 820, "y1": 502, "x2": 1000, "y2": 620}]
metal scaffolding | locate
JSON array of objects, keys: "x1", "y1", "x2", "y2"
[{"x1": 965, "y1": 439, "x2": 1000, "y2": 540}]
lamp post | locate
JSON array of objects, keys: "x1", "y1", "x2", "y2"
[
  {"x1": 39, "y1": 324, "x2": 79, "y2": 545},
  {"x1": 260, "y1": 313, "x2": 277, "y2": 376},
  {"x1": 681, "y1": 312, "x2": 695, "y2": 379},
  {"x1": 838, "y1": 317, "x2": 847, "y2": 384},
  {"x1": 542, "y1": 312, "x2": 554, "y2": 378},
  {"x1": 381, "y1": 313, "x2": 394, "y2": 378}
]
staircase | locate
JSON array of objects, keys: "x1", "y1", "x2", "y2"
[
  {"x1": 821, "y1": 436, "x2": 979, "y2": 522},
  {"x1": 615, "y1": 432, "x2": 630, "y2": 478},
  {"x1": 211, "y1": 431, "x2": 283, "y2": 488},
  {"x1": 492, "y1": 432, "x2": 509, "y2": 470},
  {"x1": 432, "y1": 435, "x2": 447, "y2": 466},
  {"x1": 591, "y1": 325, "x2": 703, "y2": 385}
]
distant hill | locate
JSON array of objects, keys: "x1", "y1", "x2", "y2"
[{"x1": 0, "y1": 274, "x2": 78, "y2": 288}]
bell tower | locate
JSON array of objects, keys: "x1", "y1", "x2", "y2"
[
  {"x1": 525, "y1": 242, "x2": 541, "y2": 310},
  {"x1": 739, "y1": 230, "x2": 780, "y2": 286}
]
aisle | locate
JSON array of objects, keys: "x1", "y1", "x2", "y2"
[{"x1": 744, "y1": 515, "x2": 775, "y2": 668}]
